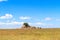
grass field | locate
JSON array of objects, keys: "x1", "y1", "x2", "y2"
[{"x1": 0, "y1": 28, "x2": 60, "y2": 40}]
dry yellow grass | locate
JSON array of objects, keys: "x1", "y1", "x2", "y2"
[{"x1": 0, "y1": 28, "x2": 60, "y2": 40}]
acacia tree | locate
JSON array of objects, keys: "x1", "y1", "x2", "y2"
[{"x1": 23, "y1": 23, "x2": 30, "y2": 28}]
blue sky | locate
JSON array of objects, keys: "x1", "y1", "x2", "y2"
[{"x1": 0, "y1": 0, "x2": 60, "y2": 29}]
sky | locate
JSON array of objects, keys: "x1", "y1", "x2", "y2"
[{"x1": 0, "y1": 0, "x2": 60, "y2": 29}]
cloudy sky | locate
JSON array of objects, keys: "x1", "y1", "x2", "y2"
[{"x1": 0, "y1": 0, "x2": 60, "y2": 29}]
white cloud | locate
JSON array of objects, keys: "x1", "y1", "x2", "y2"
[
  {"x1": 45, "y1": 17, "x2": 52, "y2": 21},
  {"x1": 0, "y1": 21, "x2": 24, "y2": 25},
  {"x1": 34, "y1": 22, "x2": 54, "y2": 27},
  {"x1": 0, "y1": 21, "x2": 25, "y2": 29},
  {"x1": 0, "y1": 14, "x2": 13, "y2": 19},
  {"x1": 0, "y1": 0, "x2": 8, "y2": 2},
  {"x1": 56, "y1": 19, "x2": 60, "y2": 21},
  {"x1": 19, "y1": 16, "x2": 31, "y2": 20},
  {"x1": 0, "y1": 22, "x2": 5, "y2": 25},
  {"x1": 11, "y1": 21, "x2": 24, "y2": 25},
  {"x1": 29, "y1": 22, "x2": 45, "y2": 27},
  {"x1": 36, "y1": 22, "x2": 43, "y2": 25}
]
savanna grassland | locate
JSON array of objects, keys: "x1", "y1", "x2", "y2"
[{"x1": 0, "y1": 28, "x2": 60, "y2": 40}]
